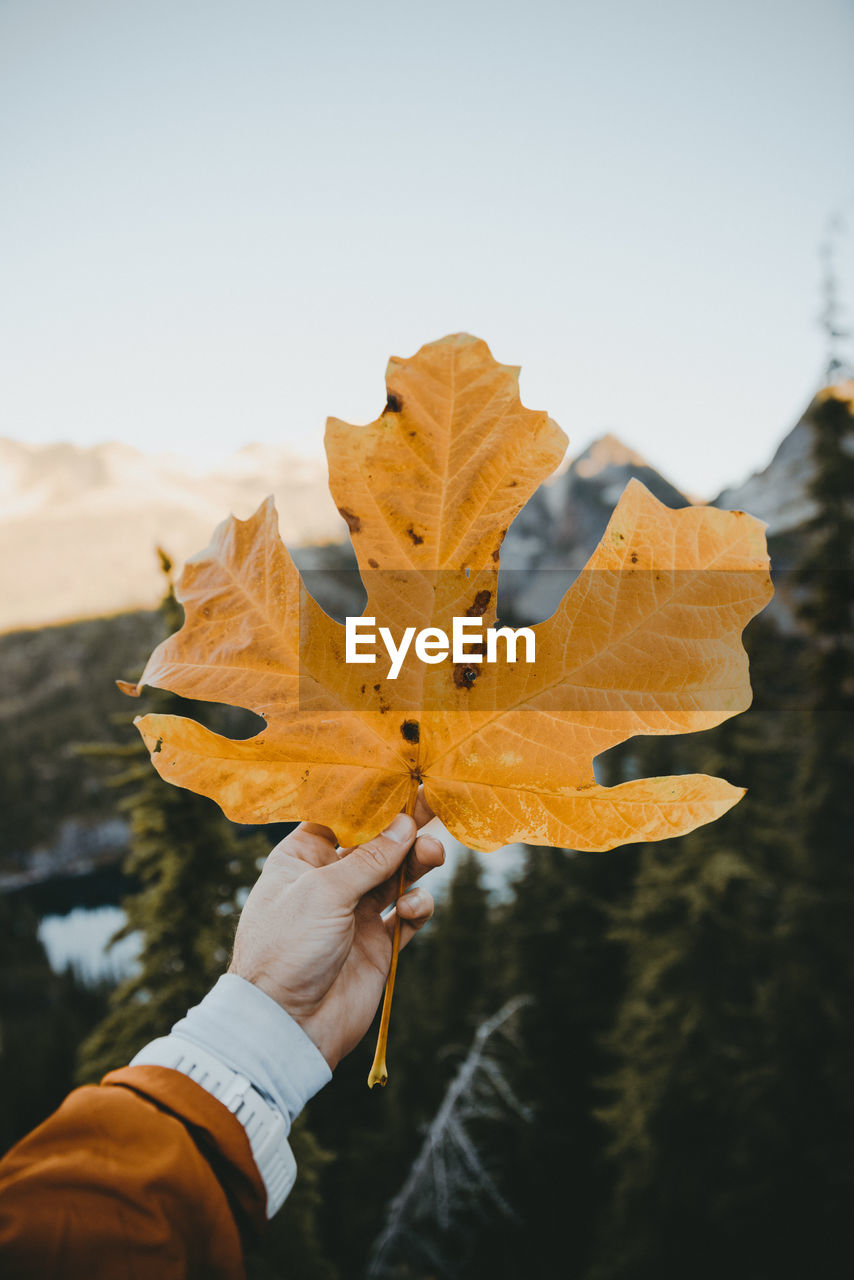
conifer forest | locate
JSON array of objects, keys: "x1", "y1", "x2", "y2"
[{"x1": 1, "y1": 387, "x2": 853, "y2": 1279}]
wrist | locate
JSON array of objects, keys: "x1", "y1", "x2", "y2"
[
  {"x1": 166, "y1": 974, "x2": 332, "y2": 1126},
  {"x1": 230, "y1": 967, "x2": 343, "y2": 1070},
  {"x1": 129, "y1": 976, "x2": 333, "y2": 1218}
]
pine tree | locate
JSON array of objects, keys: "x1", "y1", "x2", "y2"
[
  {"x1": 590, "y1": 608, "x2": 813, "y2": 1279},
  {"x1": 432, "y1": 850, "x2": 495, "y2": 1053},
  {"x1": 792, "y1": 384, "x2": 854, "y2": 853},
  {"x1": 460, "y1": 835, "x2": 638, "y2": 1280},
  {"x1": 75, "y1": 572, "x2": 265, "y2": 1080},
  {"x1": 74, "y1": 565, "x2": 337, "y2": 1279},
  {"x1": 763, "y1": 383, "x2": 854, "y2": 1276}
]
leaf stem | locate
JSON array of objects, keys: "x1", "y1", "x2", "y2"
[{"x1": 367, "y1": 780, "x2": 419, "y2": 1088}]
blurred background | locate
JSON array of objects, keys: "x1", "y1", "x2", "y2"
[{"x1": 1, "y1": 2, "x2": 854, "y2": 1277}]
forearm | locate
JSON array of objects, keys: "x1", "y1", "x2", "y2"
[
  {"x1": 0, "y1": 813, "x2": 435, "y2": 1278},
  {"x1": 0, "y1": 977, "x2": 331, "y2": 1278}
]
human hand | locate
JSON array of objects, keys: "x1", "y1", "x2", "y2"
[{"x1": 228, "y1": 799, "x2": 444, "y2": 1069}]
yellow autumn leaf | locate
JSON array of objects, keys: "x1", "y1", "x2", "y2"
[{"x1": 123, "y1": 333, "x2": 773, "y2": 854}]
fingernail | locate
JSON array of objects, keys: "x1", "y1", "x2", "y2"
[
  {"x1": 403, "y1": 888, "x2": 424, "y2": 910},
  {"x1": 384, "y1": 813, "x2": 413, "y2": 840}
]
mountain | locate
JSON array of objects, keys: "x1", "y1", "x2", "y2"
[
  {"x1": 0, "y1": 403, "x2": 823, "y2": 891},
  {"x1": 274, "y1": 433, "x2": 694, "y2": 628},
  {"x1": 3, "y1": 397, "x2": 826, "y2": 638},
  {"x1": 710, "y1": 391, "x2": 848, "y2": 630},
  {"x1": 497, "y1": 432, "x2": 692, "y2": 623},
  {"x1": 2, "y1": 421, "x2": 810, "y2": 636},
  {"x1": 0, "y1": 430, "x2": 689, "y2": 635},
  {"x1": 0, "y1": 439, "x2": 346, "y2": 633},
  {"x1": 714, "y1": 406, "x2": 817, "y2": 537}
]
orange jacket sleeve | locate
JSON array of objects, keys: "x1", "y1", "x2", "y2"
[{"x1": 0, "y1": 1065, "x2": 267, "y2": 1280}]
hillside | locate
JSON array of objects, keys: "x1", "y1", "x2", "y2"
[
  {"x1": 0, "y1": 397, "x2": 825, "y2": 886},
  {"x1": 0, "y1": 439, "x2": 346, "y2": 633}
]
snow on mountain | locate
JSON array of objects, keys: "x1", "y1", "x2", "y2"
[
  {"x1": 570, "y1": 432, "x2": 651, "y2": 479},
  {"x1": 714, "y1": 407, "x2": 817, "y2": 536},
  {"x1": 712, "y1": 382, "x2": 854, "y2": 536},
  {"x1": 712, "y1": 383, "x2": 854, "y2": 631},
  {"x1": 0, "y1": 439, "x2": 346, "y2": 632},
  {"x1": 2, "y1": 430, "x2": 683, "y2": 635},
  {"x1": 0, "y1": 391, "x2": 828, "y2": 635},
  {"x1": 498, "y1": 432, "x2": 692, "y2": 624}
]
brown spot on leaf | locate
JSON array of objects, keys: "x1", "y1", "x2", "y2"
[
  {"x1": 153, "y1": 738, "x2": 163, "y2": 754},
  {"x1": 338, "y1": 507, "x2": 362, "y2": 534},
  {"x1": 368, "y1": 558, "x2": 379, "y2": 568},
  {"x1": 453, "y1": 664, "x2": 480, "y2": 689},
  {"x1": 406, "y1": 526, "x2": 424, "y2": 545},
  {"x1": 630, "y1": 552, "x2": 639, "y2": 564},
  {"x1": 466, "y1": 589, "x2": 492, "y2": 617},
  {"x1": 385, "y1": 393, "x2": 403, "y2": 413},
  {"x1": 373, "y1": 683, "x2": 381, "y2": 692},
  {"x1": 487, "y1": 530, "x2": 507, "y2": 563},
  {"x1": 401, "y1": 720, "x2": 420, "y2": 743}
]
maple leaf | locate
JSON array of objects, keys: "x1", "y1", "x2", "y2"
[{"x1": 122, "y1": 333, "x2": 772, "y2": 858}]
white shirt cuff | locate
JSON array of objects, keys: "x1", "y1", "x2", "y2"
[{"x1": 163, "y1": 973, "x2": 332, "y2": 1130}]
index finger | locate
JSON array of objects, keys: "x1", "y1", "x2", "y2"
[
  {"x1": 297, "y1": 821, "x2": 339, "y2": 845},
  {"x1": 271, "y1": 821, "x2": 340, "y2": 869}
]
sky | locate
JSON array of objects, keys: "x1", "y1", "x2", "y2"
[{"x1": 1, "y1": 0, "x2": 853, "y2": 498}]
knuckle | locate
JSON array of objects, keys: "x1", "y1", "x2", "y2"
[
  {"x1": 357, "y1": 839, "x2": 391, "y2": 872},
  {"x1": 407, "y1": 890, "x2": 432, "y2": 917}
]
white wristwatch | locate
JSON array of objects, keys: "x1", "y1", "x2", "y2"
[{"x1": 131, "y1": 1034, "x2": 296, "y2": 1217}]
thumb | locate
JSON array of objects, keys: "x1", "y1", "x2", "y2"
[{"x1": 324, "y1": 814, "x2": 416, "y2": 908}]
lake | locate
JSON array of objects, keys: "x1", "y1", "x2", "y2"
[{"x1": 29, "y1": 827, "x2": 525, "y2": 984}]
